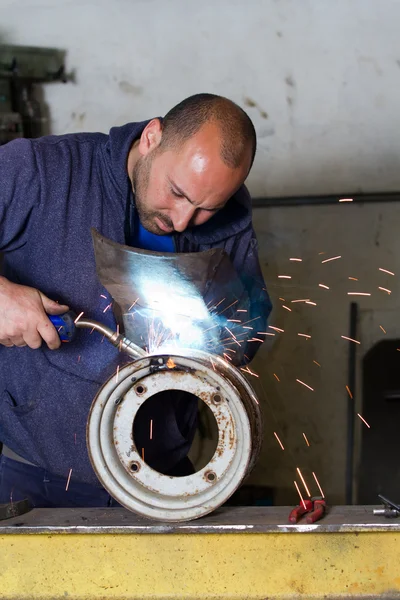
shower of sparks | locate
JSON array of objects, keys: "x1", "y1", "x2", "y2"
[
  {"x1": 269, "y1": 326, "x2": 284, "y2": 333},
  {"x1": 357, "y1": 413, "x2": 371, "y2": 428},
  {"x1": 240, "y1": 366, "x2": 259, "y2": 378},
  {"x1": 379, "y1": 268, "x2": 395, "y2": 276},
  {"x1": 298, "y1": 333, "x2": 311, "y2": 339},
  {"x1": 347, "y1": 292, "x2": 371, "y2": 296},
  {"x1": 341, "y1": 336, "x2": 360, "y2": 344},
  {"x1": 294, "y1": 481, "x2": 307, "y2": 509},
  {"x1": 348, "y1": 277, "x2": 358, "y2": 281},
  {"x1": 150, "y1": 420, "x2": 153, "y2": 440},
  {"x1": 306, "y1": 301, "x2": 317, "y2": 306},
  {"x1": 100, "y1": 294, "x2": 107, "y2": 299},
  {"x1": 74, "y1": 311, "x2": 84, "y2": 324},
  {"x1": 283, "y1": 305, "x2": 292, "y2": 311},
  {"x1": 339, "y1": 197, "x2": 353, "y2": 202},
  {"x1": 273, "y1": 432, "x2": 285, "y2": 450},
  {"x1": 296, "y1": 379, "x2": 314, "y2": 391},
  {"x1": 312, "y1": 472, "x2": 325, "y2": 498},
  {"x1": 313, "y1": 360, "x2": 321, "y2": 367},
  {"x1": 380, "y1": 325, "x2": 387, "y2": 334},
  {"x1": 290, "y1": 258, "x2": 303, "y2": 262},
  {"x1": 278, "y1": 297, "x2": 285, "y2": 301},
  {"x1": 115, "y1": 365, "x2": 120, "y2": 383},
  {"x1": 291, "y1": 299, "x2": 310, "y2": 303},
  {"x1": 274, "y1": 373, "x2": 280, "y2": 382},
  {"x1": 128, "y1": 298, "x2": 139, "y2": 311},
  {"x1": 103, "y1": 303, "x2": 112, "y2": 313},
  {"x1": 303, "y1": 433, "x2": 310, "y2": 447},
  {"x1": 321, "y1": 255, "x2": 341, "y2": 264},
  {"x1": 378, "y1": 287, "x2": 392, "y2": 295},
  {"x1": 296, "y1": 467, "x2": 311, "y2": 497},
  {"x1": 319, "y1": 284, "x2": 330, "y2": 290},
  {"x1": 65, "y1": 468, "x2": 72, "y2": 491},
  {"x1": 278, "y1": 275, "x2": 292, "y2": 279},
  {"x1": 142, "y1": 448, "x2": 145, "y2": 461},
  {"x1": 346, "y1": 385, "x2": 353, "y2": 399}
]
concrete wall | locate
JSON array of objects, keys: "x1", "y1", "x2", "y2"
[{"x1": 2, "y1": 0, "x2": 400, "y2": 503}]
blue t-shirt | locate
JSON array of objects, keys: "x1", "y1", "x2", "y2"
[{"x1": 132, "y1": 212, "x2": 174, "y2": 252}]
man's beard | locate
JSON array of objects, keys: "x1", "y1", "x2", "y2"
[{"x1": 132, "y1": 154, "x2": 174, "y2": 235}]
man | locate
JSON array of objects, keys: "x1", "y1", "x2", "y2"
[{"x1": 0, "y1": 93, "x2": 271, "y2": 507}]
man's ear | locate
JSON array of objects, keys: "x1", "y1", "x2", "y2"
[{"x1": 138, "y1": 119, "x2": 162, "y2": 157}]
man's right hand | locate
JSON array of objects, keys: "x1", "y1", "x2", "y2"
[{"x1": 0, "y1": 276, "x2": 69, "y2": 349}]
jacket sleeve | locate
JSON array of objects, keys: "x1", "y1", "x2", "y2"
[
  {"x1": 232, "y1": 224, "x2": 272, "y2": 364},
  {"x1": 0, "y1": 138, "x2": 40, "y2": 252}
]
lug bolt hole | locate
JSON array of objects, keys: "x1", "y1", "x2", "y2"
[
  {"x1": 130, "y1": 461, "x2": 140, "y2": 473},
  {"x1": 206, "y1": 471, "x2": 216, "y2": 482},
  {"x1": 135, "y1": 384, "x2": 145, "y2": 395},
  {"x1": 213, "y1": 394, "x2": 222, "y2": 404}
]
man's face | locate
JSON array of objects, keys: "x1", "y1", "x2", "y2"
[{"x1": 131, "y1": 121, "x2": 250, "y2": 235}]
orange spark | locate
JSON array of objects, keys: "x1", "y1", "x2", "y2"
[
  {"x1": 90, "y1": 326, "x2": 95, "y2": 334},
  {"x1": 313, "y1": 360, "x2": 321, "y2": 367},
  {"x1": 321, "y1": 256, "x2": 341, "y2": 263},
  {"x1": 227, "y1": 319, "x2": 241, "y2": 323},
  {"x1": 347, "y1": 292, "x2": 371, "y2": 296},
  {"x1": 303, "y1": 433, "x2": 310, "y2": 447},
  {"x1": 348, "y1": 277, "x2": 358, "y2": 281},
  {"x1": 378, "y1": 287, "x2": 391, "y2": 294},
  {"x1": 296, "y1": 379, "x2": 314, "y2": 391},
  {"x1": 74, "y1": 311, "x2": 84, "y2": 324},
  {"x1": 312, "y1": 472, "x2": 325, "y2": 498},
  {"x1": 298, "y1": 333, "x2": 311, "y2": 339},
  {"x1": 278, "y1": 297, "x2": 285, "y2": 301},
  {"x1": 243, "y1": 326, "x2": 254, "y2": 330},
  {"x1": 103, "y1": 303, "x2": 112, "y2": 313},
  {"x1": 283, "y1": 305, "x2": 292, "y2": 311},
  {"x1": 150, "y1": 420, "x2": 153, "y2": 440},
  {"x1": 297, "y1": 467, "x2": 311, "y2": 497},
  {"x1": 273, "y1": 432, "x2": 285, "y2": 450},
  {"x1": 319, "y1": 284, "x2": 330, "y2": 290},
  {"x1": 274, "y1": 373, "x2": 280, "y2": 382},
  {"x1": 128, "y1": 298, "x2": 139, "y2": 311},
  {"x1": 290, "y1": 258, "x2": 303, "y2": 262},
  {"x1": 115, "y1": 365, "x2": 120, "y2": 383},
  {"x1": 142, "y1": 447, "x2": 145, "y2": 461},
  {"x1": 77, "y1": 355, "x2": 81, "y2": 363},
  {"x1": 380, "y1": 325, "x2": 387, "y2": 334},
  {"x1": 341, "y1": 336, "x2": 360, "y2": 344},
  {"x1": 269, "y1": 326, "x2": 284, "y2": 333},
  {"x1": 379, "y1": 268, "x2": 395, "y2": 276},
  {"x1": 294, "y1": 481, "x2": 307, "y2": 510},
  {"x1": 237, "y1": 309, "x2": 248, "y2": 313},
  {"x1": 257, "y1": 331, "x2": 275, "y2": 336},
  {"x1": 306, "y1": 301, "x2": 317, "y2": 306},
  {"x1": 339, "y1": 197, "x2": 353, "y2": 202},
  {"x1": 100, "y1": 294, "x2": 107, "y2": 299},
  {"x1": 291, "y1": 299, "x2": 310, "y2": 303},
  {"x1": 278, "y1": 275, "x2": 292, "y2": 279},
  {"x1": 240, "y1": 366, "x2": 259, "y2": 378},
  {"x1": 167, "y1": 358, "x2": 176, "y2": 369},
  {"x1": 357, "y1": 413, "x2": 371, "y2": 428},
  {"x1": 65, "y1": 468, "x2": 72, "y2": 492},
  {"x1": 346, "y1": 385, "x2": 353, "y2": 399}
]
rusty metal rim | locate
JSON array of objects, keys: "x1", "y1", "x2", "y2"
[{"x1": 87, "y1": 351, "x2": 262, "y2": 522}]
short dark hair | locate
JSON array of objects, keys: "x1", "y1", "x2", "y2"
[{"x1": 159, "y1": 93, "x2": 256, "y2": 171}]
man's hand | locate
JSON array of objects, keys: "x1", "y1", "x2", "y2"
[{"x1": 0, "y1": 276, "x2": 69, "y2": 349}]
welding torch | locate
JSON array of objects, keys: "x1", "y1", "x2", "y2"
[{"x1": 49, "y1": 311, "x2": 146, "y2": 360}]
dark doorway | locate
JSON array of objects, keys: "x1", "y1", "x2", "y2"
[{"x1": 358, "y1": 340, "x2": 400, "y2": 503}]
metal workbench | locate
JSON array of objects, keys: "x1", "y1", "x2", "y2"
[{"x1": 0, "y1": 505, "x2": 399, "y2": 599}]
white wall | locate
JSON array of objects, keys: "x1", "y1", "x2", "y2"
[{"x1": 2, "y1": 0, "x2": 400, "y2": 196}]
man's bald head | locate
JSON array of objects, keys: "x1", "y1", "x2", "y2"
[{"x1": 159, "y1": 93, "x2": 256, "y2": 172}]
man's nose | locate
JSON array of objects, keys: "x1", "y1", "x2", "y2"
[{"x1": 172, "y1": 205, "x2": 196, "y2": 233}]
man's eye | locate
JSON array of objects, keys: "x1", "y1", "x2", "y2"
[{"x1": 171, "y1": 188, "x2": 183, "y2": 198}]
